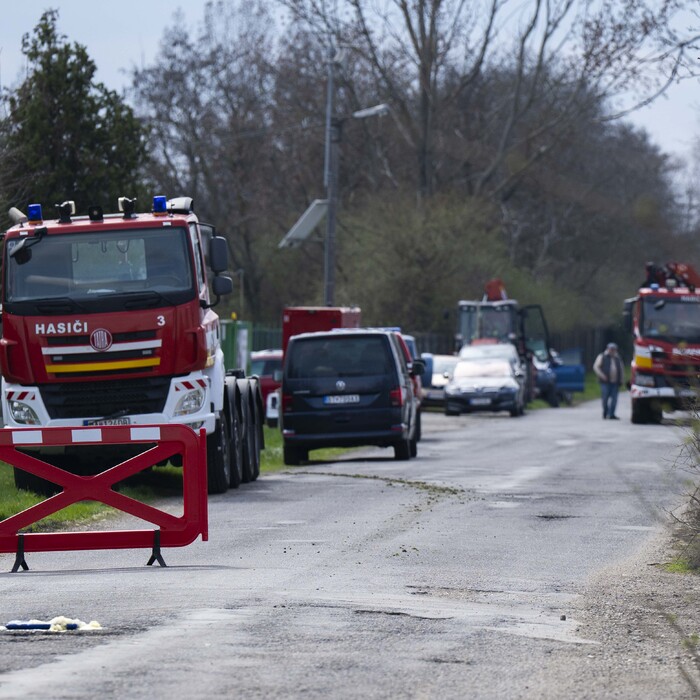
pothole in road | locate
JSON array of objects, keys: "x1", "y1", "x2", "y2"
[
  {"x1": 353, "y1": 609, "x2": 448, "y2": 620},
  {"x1": 535, "y1": 514, "x2": 578, "y2": 520},
  {"x1": 426, "y1": 656, "x2": 472, "y2": 665}
]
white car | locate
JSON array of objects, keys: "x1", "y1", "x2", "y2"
[{"x1": 445, "y1": 357, "x2": 526, "y2": 417}]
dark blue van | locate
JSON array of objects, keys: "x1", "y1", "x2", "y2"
[{"x1": 281, "y1": 330, "x2": 422, "y2": 464}]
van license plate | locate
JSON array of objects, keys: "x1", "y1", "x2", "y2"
[
  {"x1": 324, "y1": 395, "x2": 360, "y2": 405},
  {"x1": 470, "y1": 398, "x2": 491, "y2": 406},
  {"x1": 83, "y1": 418, "x2": 131, "y2": 426}
]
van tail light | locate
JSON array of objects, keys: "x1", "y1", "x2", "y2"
[
  {"x1": 282, "y1": 393, "x2": 293, "y2": 413},
  {"x1": 390, "y1": 387, "x2": 404, "y2": 407}
]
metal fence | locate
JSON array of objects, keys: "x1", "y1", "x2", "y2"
[{"x1": 251, "y1": 324, "x2": 283, "y2": 352}]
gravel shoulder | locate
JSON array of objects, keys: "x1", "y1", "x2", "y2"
[{"x1": 524, "y1": 527, "x2": 700, "y2": 699}]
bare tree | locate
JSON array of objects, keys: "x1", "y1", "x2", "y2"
[
  {"x1": 280, "y1": 0, "x2": 700, "y2": 200},
  {"x1": 132, "y1": 2, "x2": 286, "y2": 318}
]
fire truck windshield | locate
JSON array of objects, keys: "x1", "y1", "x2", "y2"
[
  {"x1": 4, "y1": 227, "x2": 195, "y2": 312},
  {"x1": 642, "y1": 297, "x2": 700, "y2": 343}
]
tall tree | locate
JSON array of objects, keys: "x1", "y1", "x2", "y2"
[{"x1": 0, "y1": 10, "x2": 146, "y2": 221}]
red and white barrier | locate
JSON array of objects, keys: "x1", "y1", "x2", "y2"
[{"x1": 0, "y1": 424, "x2": 208, "y2": 571}]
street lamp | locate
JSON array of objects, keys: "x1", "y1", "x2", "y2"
[
  {"x1": 278, "y1": 48, "x2": 388, "y2": 304},
  {"x1": 323, "y1": 87, "x2": 388, "y2": 304}
]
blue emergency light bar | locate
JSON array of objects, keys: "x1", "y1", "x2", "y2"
[
  {"x1": 152, "y1": 195, "x2": 167, "y2": 213},
  {"x1": 27, "y1": 204, "x2": 43, "y2": 222}
]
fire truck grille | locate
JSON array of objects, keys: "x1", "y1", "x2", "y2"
[
  {"x1": 42, "y1": 330, "x2": 161, "y2": 377},
  {"x1": 40, "y1": 377, "x2": 171, "y2": 419}
]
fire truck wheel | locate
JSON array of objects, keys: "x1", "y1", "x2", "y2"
[
  {"x1": 631, "y1": 399, "x2": 650, "y2": 424},
  {"x1": 239, "y1": 401, "x2": 253, "y2": 484},
  {"x1": 250, "y1": 399, "x2": 262, "y2": 481},
  {"x1": 207, "y1": 417, "x2": 231, "y2": 494},
  {"x1": 227, "y1": 401, "x2": 243, "y2": 490},
  {"x1": 243, "y1": 406, "x2": 260, "y2": 481}
]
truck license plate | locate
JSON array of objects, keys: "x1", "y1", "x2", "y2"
[
  {"x1": 83, "y1": 418, "x2": 131, "y2": 426},
  {"x1": 324, "y1": 394, "x2": 360, "y2": 405},
  {"x1": 470, "y1": 397, "x2": 491, "y2": 406}
]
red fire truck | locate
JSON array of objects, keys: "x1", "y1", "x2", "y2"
[
  {"x1": 624, "y1": 262, "x2": 700, "y2": 424},
  {"x1": 0, "y1": 196, "x2": 263, "y2": 494}
]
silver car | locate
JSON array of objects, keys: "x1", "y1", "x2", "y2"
[{"x1": 444, "y1": 357, "x2": 526, "y2": 417}]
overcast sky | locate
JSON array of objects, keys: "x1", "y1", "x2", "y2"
[{"x1": 1, "y1": 1, "x2": 699, "y2": 165}]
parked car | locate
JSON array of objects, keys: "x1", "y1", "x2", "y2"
[
  {"x1": 281, "y1": 329, "x2": 423, "y2": 464},
  {"x1": 421, "y1": 353, "x2": 460, "y2": 408},
  {"x1": 459, "y1": 341, "x2": 536, "y2": 403},
  {"x1": 395, "y1": 333, "x2": 423, "y2": 440},
  {"x1": 251, "y1": 349, "x2": 283, "y2": 402},
  {"x1": 444, "y1": 357, "x2": 526, "y2": 417},
  {"x1": 251, "y1": 349, "x2": 283, "y2": 427}
]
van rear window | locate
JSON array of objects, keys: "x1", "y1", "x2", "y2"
[{"x1": 288, "y1": 336, "x2": 393, "y2": 379}]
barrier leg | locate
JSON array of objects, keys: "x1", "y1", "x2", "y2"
[
  {"x1": 146, "y1": 530, "x2": 167, "y2": 567},
  {"x1": 11, "y1": 534, "x2": 29, "y2": 573}
]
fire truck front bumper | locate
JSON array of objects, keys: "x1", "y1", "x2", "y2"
[
  {"x1": 630, "y1": 383, "x2": 698, "y2": 406},
  {"x1": 1, "y1": 375, "x2": 217, "y2": 435}
]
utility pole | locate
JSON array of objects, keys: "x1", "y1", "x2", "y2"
[
  {"x1": 324, "y1": 48, "x2": 339, "y2": 307},
  {"x1": 324, "y1": 117, "x2": 342, "y2": 307},
  {"x1": 321, "y1": 44, "x2": 388, "y2": 306}
]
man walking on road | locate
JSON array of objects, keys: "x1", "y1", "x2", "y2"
[{"x1": 593, "y1": 342, "x2": 625, "y2": 420}]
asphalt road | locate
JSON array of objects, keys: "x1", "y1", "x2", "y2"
[{"x1": 0, "y1": 394, "x2": 690, "y2": 699}]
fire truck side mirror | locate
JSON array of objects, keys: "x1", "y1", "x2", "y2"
[
  {"x1": 212, "y1": 275, "x2": 233, "y2": 297},
  {"x1": 208, "y1": 236, "x2": 229, "y2": 274}
]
